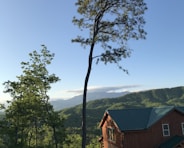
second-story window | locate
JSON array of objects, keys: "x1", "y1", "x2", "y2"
[
  {"x1": 107, "y1": 127, "x2": 115, "y2": 141},
  {"x1": 181, "y1": 123, "x2": 184, "y2": 135},
  {"x1": 162, "y1": 124, "x2": 170, "y2": 136}
]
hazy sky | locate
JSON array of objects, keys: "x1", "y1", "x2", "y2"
[{"x1": 0, "y1": 0, "x2": 184, "y2": 103}]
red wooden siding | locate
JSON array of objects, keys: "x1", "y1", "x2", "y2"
[{"x1": 101, "y1": 109, "x2": 184, "y2": 148}]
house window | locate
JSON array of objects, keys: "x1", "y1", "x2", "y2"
[
  {"x1": 107, "y1": 127, "x2": 115, "y2": 141},
  {"x1": 162, "y1": 124, "x2": 170, "y2": 136},
  {"x1": 181, "y1": 123, "x2": 184, "y2": 135}
]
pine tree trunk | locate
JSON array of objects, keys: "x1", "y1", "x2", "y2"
[{"x1": 82, "y1": 42, "x2": 95, "y2": 148}]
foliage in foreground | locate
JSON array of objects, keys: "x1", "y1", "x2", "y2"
[{"x1": 0, "y1": 47, "x2": 65, "y2": 148}]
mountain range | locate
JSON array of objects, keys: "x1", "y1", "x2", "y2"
[{"x1": 50, "y1": 91, "x2": 129, "y2": 110}]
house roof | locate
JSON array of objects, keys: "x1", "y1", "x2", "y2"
[
  {"x1": 159, "y1": 135, "x2": 184, "y2": 148},
  {"x1": 105, "y1": 106, "x2": 184, "y2": 131}
]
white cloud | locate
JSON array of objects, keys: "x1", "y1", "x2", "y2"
[
  {"x1": 49, "y1": 87, "x2": 83, "y2": 100},
  {"x1": 50, "y1": 85, "x2": 141, "y2": 100}
]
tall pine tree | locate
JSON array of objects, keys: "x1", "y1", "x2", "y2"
[{"x1": 72, "y1": 1, "x2": 147, "y2": 147}]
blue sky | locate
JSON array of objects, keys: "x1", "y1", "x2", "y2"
[{"x1": 0, "y1": 0, "x2": 184, "y2": 103}]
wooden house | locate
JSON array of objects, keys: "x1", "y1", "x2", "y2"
[{"x1": 99, "y1": 106, "x2": 184, "y2": 148}]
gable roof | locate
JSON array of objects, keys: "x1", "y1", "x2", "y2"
[
  {"x1": 103, "y1": 106, "x2": 184, "y2": 131},
  {"x1": 159, "y1": 135, "x2": 184, "y2": 148}
]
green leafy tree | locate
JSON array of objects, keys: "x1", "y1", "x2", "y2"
[
  {"x1": 86, "y1": 136, "x2": 100, "y2": 148},
  {"x1": 63, "y1": 134, "x2": 82, "y2": 148},
  {"x1": 72, "y1": 0, "x2": 147, "y2": 147},
  {"x1": 2, "y1": 46, "x2": 65, "y2": 148},
  {"x1": 47, "y1": 110, "x2": 66, "y2": 148}
]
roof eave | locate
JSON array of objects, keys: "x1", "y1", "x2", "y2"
[{"x1": 99, "y1": 111, "x2": 108, "y2": 127}]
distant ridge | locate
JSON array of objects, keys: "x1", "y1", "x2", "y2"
[{"x1": 50, "y1": 91, "x2": 129, "y2": 110}]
